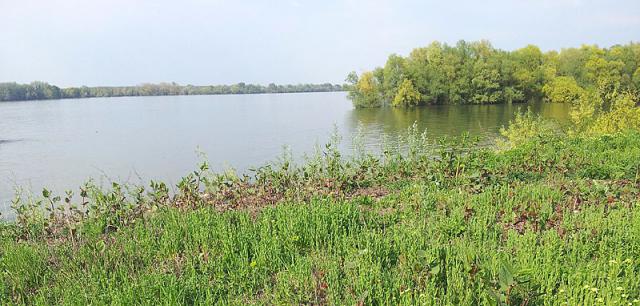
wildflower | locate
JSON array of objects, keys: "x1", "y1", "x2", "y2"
[
  {"x1": 583, "y1": 285, "x2": 591, "y2": 290},
  {"x1": 559, "y1": 289, "x2": 565, "y2": 293},
  {"x1": 609, "y1": 259, "x2": 618, "y2": 264},
  {"x1": 622, "y1": 294, "x2": 628, "y2": 298},
  {"x1": 591, "y1": 287, "x2": 599, "y2": 293},
  {"x1": 617, "y1": 287, "x2": 625, "y2": 291},
  {"x1": 596, "y1": 297, "x2": 604, "y2": 302},
  {"x1": 250, "y1": 261, "x2": 257, "y2": 268},
  {"x1": 624, "y1": 258, "x2": 632, "y2": 264}
]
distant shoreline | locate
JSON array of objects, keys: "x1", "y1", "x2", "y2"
[
  {"x1": 0, "y1": 81, "x2": 346, "y2": 102},
  {"x1": 3, "y1": 89, "x2": 348, "y2": 103}
]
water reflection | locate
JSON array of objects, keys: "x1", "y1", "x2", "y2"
[{"x1": 345, "y1": 102, "x2": 570, "y2": 142}]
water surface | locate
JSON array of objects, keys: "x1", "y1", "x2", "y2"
[{"x1": 0, "y1": 92, "x2": 569, "y2": 218}]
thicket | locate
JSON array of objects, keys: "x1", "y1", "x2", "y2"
[{"x1": 347, "y1": 42, "x2": 639, "y2": 107}]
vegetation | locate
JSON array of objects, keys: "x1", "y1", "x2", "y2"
[
  {"x1": 346, "y1": 71, "x2": 383, "y2": 108},
  {"x1": 497, "y1": 109, "x2": 558, "y2": 150},
  {"x1": 2, "y1": 39, "x2": 640, "y2": 305},
  {"x1": 0, "y1": 82, "x2": 344, "y2": 102},
  {"x1": 347, "y1": 41, "x2": 640, "y2": 109},
  {"x1": 392, "y1": 79, "x2": 422, "y2": 107},
  {"x1": 2, "y1": 124, "x2": 640, "y2": 304}
]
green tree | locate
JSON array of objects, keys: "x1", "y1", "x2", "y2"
[
  {"x1": 511, "y1": 45, "x2": 545, "y2": 100},
  {"x1": 470, "y1": 61, "x2": 502, "y2": 104},
  {"x1": 382, "y1": 54, "x2": 406, "y2": 102}
]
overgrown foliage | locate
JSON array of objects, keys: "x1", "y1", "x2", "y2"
[
  {"x1": 2, "y1": 128, "x2": 640, "y2": 305},
  {"x1": 498, "y1": 109, "x2": 558, "y2": 150},
  {"x1": 347, "y1": 41, "x2": 640, "y2": 112}
]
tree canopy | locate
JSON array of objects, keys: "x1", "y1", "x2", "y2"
[{"x1": 347, "y1": 41, "x2": 640, "y2": 110}]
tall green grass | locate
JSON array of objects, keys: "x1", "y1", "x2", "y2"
[{"x1": 1, "y1": 130, "x2": 640, "y2": 305}]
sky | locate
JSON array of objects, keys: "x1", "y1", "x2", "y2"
[{"x1": 1, "y1": 0, "x2": 639, "y2": 87}]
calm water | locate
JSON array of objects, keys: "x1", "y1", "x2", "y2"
[{"x1": 0, "y1": 92, "x2": 569, "y2": 218}]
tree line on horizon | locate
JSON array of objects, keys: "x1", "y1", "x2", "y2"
[
  {"x1": 0, "y1": 82, "x2": 344, "y2": 102},
  {"x1": 347, "y1": 40, "x2": 640, "y2": 108}
]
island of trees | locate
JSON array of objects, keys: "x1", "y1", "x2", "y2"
[
  {"x1": 347, "y1": 40, "x2": 640, "y2": 135},
  {"x1": 347, "y1": 41, "x2": 640, "y2": 105},
  {"x1": 0, "y1": 82, "x2": 344, "y2": 102}
]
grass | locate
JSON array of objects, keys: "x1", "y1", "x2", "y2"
[{"x1": 1, "y1": 128, "x2": 640, "y2": 305}]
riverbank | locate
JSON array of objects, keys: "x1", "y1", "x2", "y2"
[{"x1": 2, "y1": 131, "x2": 640, "y2": 304}]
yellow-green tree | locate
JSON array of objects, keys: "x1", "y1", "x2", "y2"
[
  {"x1": 585, "y1": 55, "x2": 624, "y2": 104},
  {"x1": 542, "y1": 76, "x2": 584, "y2": 104},
  {"x1": 588, "y1": 92, "x2": 640, "y2": 135},
  {"x1": 392, "y1": 79, "x2": 422, "y2": 107},
  {"x1": 569, "y1": 89, "x2": 600, "y2": 133},
  {"x1": 498, "y1": 109, "x2": 556, "y2": 150},
  {"x1": 349, "y1": 71, "x2": 383, "y2": 108}
]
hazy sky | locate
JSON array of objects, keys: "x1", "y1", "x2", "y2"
[{"x1": 1, "y1": 0, "x2": 639, "y2": 87}]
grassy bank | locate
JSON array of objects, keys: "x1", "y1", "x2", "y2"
[{"x1": 1, "y1": 130, "x2": 640, "y2": 305}]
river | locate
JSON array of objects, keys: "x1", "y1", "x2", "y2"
[{"x1": 0, "y1": 92, "x2": 570, "y2": 218}]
